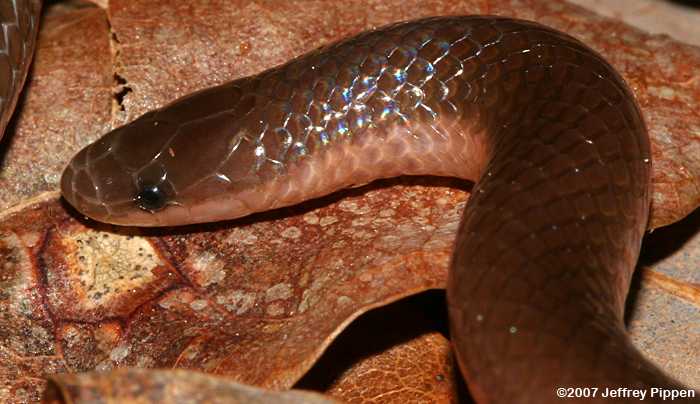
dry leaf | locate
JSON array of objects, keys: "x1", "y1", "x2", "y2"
[
  {"x1": 45, "y1": 368, "x2": 338, "y2": 403},
  {"x1": 298, "y1": 292, "x2": 462, "y2": 403},
  {"x1": 0, "y1": 1, "x2": 698, "y2": 403}
]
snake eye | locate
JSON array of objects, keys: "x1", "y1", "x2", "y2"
[{"x1": 135, "y1": 184, "x2": 168, "y2": 212}]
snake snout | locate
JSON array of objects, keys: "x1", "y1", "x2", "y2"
[{"x1": 60, "y1": 148, "x2": 110, "y2": 220}]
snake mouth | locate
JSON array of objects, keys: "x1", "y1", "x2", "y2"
[{"x1": 60, "y1": 159, "x2": 219, "y2": 227}]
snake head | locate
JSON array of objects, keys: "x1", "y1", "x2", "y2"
[{"x1": 60, "y1": 83, "x2": 267, "y2": 226}]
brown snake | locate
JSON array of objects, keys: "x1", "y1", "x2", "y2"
[{"x1": 1, "y1": 2, "x2": 697, "y2": 403}]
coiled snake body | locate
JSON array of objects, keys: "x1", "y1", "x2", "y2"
[{"x1": 3, "y1": 2, "x2": 697, "y2": 403}]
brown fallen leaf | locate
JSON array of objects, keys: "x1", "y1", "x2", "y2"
[
  {"x1": 0, "y1": 0, "x2": 699, "y2": 403},
  {"x1": 568, "y1": 0, "x2": 700, "y2": 47},
  {"x1": 45, "y1": 368, "x2": 338, "y2": 404},
  {"x1": 0, "y1": 4, "x2": 112, "y2": 210},
  {"x1": 323, "y1": 332, "x2": 456, "y2": 404},
  {"x1": 297, "y1": 292, "x2": 463, "y2": 404},
  {"x1": 641, "y1": 268, "x2": 700, "y2": 307},
  {"x1": 1, "y1": 181, "x2": 461, "y2": 395},
  {"x1": 629, "y1": 209, "x2": 700, "y2": 387}
]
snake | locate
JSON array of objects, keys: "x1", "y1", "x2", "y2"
[
  {"x1": 1, "y1": 1, "x2": 697, "y2": 403},
  {"x1": 0, "y1": 0, "x2": 40, "y2": 141}
]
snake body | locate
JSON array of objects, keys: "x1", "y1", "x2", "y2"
[
  {"x1": 1, "y1": 4, "x2": 696, "y2": 403},
  {"x1": 0, "y1": 0, "x2": 40, "y2": 140}
]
